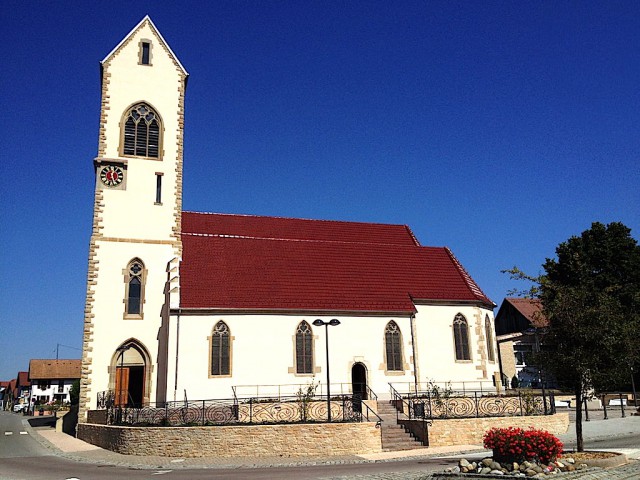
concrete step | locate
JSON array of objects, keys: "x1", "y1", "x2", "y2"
[{"x1": 375, "y1": 400, "x2": 427, "y2": 451}]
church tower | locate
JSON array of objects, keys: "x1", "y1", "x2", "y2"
[{"x1": 79, "y1": 17, "x2": 188, "y2": 420}]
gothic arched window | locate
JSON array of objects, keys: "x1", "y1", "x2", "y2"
[
  {"x1": 485, "y1": 315, "x2": 496, "y2": 362},
  {"x1": 385, "y1": 321, "x2": 403, "y2": 371},
  {"x1": 453, "y1": 313, "x2": 471, "y2": 361},
  {"x1": 210, "y1": 321, "x2": 231, "y2": 376},
  {"x1": 295, "y1": 321, "x2": 313, "y2": 374},
  {"x1": 122, "y1": 103, "x2": 161, "y2": 158},
  {"x1": 124, "y1": 259, "x2": 145, "y2": 318}
]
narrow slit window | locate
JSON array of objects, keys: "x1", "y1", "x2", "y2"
[
  {"x1": 125, "y1": 259, "x2": 145, "y2": 317},
  {"x1": 155, "y1": 173, "x2": 162, "y2": 204},
  {"x1": 141, "y1": 42, "x2": 151, "y2": 65}
]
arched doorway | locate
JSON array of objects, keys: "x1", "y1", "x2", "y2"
[
  {"x1": 112, "y1": 340, "x2": 149, "y2": 407},
  {"x1": 351, "y1": 362, "x2": 368, "y2": 401}
]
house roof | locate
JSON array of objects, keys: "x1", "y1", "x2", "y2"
[
  {"x1": 16, "y1": 371, "x2": 30, "y2": 388},
  {"x1": 503, "y1": 298, "x2": 548, "y2": 328},
  {"x1": 179, "y1": 212, "x2": 493, "y2": 313},
  {"x1": 28, "y1": 360, "x2": 82, "y2": 380}
]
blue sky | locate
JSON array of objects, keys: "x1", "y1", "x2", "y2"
[{"x1": 1, "y1": 1, "x2": 639, "y2": 380}]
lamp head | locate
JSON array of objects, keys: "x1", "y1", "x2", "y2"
[
  {"x1": 313, "y1": 319, "x2": 325, "y2": 327},
  {"x1": 329, "y1": 319, "x2": 341, "y2": 326}
]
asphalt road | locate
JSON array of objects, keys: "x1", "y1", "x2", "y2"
[
  {"x1": 0, "y1": 411, "x2": 638, "y2": 480},
  {"x1": 0, "y1": 412, "x2": 53, "y2": 459}
]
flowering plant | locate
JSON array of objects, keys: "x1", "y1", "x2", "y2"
[{"x1": 483, "y1": 427, "x2": 563, "y2": 464}]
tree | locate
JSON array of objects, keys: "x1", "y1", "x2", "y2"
[
  {"x1": 505, "y1": 222, "x2": 640, "y2": 451},
  {"x1": 69, "y1": 379, "x2": 81, "y2": 406}
]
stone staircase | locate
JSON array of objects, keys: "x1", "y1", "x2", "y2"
[{"x1": 375, "y1": 400, "x2": 426, "y2": 451}]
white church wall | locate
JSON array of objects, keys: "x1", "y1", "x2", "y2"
[
  {"x1": 87, "y1": 240, "x2": 174, "y2": 409},
  {"x1": 412, "y1": 304, "x2": 500, "y2": 392},
  {"x1": 166, "y1": 314, "x2": 416, "y2": 402}
]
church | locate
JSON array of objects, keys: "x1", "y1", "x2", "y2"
[{"x1": 79, "y1": 17, "x2": 499, "y2": 421}]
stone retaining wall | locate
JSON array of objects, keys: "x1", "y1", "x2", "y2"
[
  {"x1": 428, "y1": 413, "x2": 570, "y2": 447},
  {"x1": 77, "y1": 421, "x2": 382, "y2": 457}
]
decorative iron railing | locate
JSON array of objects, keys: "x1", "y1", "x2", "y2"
[
  {"x1": 393, "y1": 388, "x2": 556, "y2": 420},
  {"x1": 96, "y1": 392, "x2": 377, "y2": 427},
  {"x1": 231, "y1": 382, "x2": 378, "y2": 401},
  {"x1": 389, "y1": 380, "x2": 499, "y2": 396}
]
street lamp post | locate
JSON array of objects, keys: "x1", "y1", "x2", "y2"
[
  {"x1": 630, "y1": 363, "x2": 637, "y2": 408},
  {"x1": 313, "y1": 319, "x2": 341, "y2": 421}
]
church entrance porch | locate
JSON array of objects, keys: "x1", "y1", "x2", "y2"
[{"x1": 111, "y1": 341, "x2": 151, "y2": 408}]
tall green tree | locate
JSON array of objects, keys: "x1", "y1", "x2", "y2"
[{"x1": 506, "y1": 222, "x2": 640, "y2": 451}]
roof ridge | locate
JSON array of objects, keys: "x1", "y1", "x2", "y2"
[
  {"x1": 182, "y1": 210, "x2": 408, "y2": 229},
  {"x1": 181, "y1": 231, "x2": 427, "y2": 247}
]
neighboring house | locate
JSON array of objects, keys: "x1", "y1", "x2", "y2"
[
  {"x1": 495, "y1": 298, "x2": 550, "y2": 388},
  {"x1": 13, "y1": 372, "x2": 31, "y2": 411},
  {"x1": 29, "y1": 359, "x2": 82, "y2": 406},
  {"x1": 4, "y1": 379, "x2": 16, "y2": 411},
  {"x1": 79, "y1": 17, "x2": 501, "y2": 421},
  {"x1": 0, "y1": 381, "x2": 9, "y2": 410}
]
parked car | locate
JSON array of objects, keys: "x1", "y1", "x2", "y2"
[{"x1": 13, "y1": 403, "x2": 27, "y2": 413}]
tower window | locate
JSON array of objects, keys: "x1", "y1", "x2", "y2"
[
  {"x1": 141, "y1": 42, "x2": 150, "y2": 64},
  {"x1": 124, "y1": 259, "x2": 145, "y2": 318},
  {"x1": 139, "y1": 40, "x2": 152, "y2": 65},
  {"x1": 122, "y1": 103, "x2": 162, "y2": 158},
  {"x1": 155, "y1": 173, "x2": 163, "y2": 204}
]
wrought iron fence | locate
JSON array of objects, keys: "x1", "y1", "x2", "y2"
[
  {"x1": 231, "y1": 382, "x2": 378, "y2": 400},
  {"x1": 393, "y1": 388, "x2": 556, "y2": 420},
  {"x1": 97, "y1": 392, "x2": 373, "y2": 427}
]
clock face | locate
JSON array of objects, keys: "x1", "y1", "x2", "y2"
[{"x1": 100, "y1": 165, "x2": 124, "y2": 187}]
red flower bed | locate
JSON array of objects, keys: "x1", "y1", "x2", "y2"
[{"x1": 483, "y1": 427, "x2": 563, "y2": 464}]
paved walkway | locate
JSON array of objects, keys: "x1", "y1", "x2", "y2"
[{"x1": 22, "y1": 415, "x2": 640, "y2": 479}]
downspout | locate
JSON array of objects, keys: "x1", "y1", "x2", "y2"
[
  {"x1": 174, "y1": 309, "x2": 180, "y2": 402},
  {"x1": 410, "y1": 313, "x2": 419, "y2": 393}
]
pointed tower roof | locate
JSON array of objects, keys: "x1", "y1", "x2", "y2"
[{"x1": 102, "y1": 15, "x2": 188, "y2": 76}]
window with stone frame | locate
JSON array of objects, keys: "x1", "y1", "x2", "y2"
[
  {"x1": 295, "y1": 321, "x2": 313, "y2": 374},
  {"x1": 139, "y1": 40, "x2": 152, "y2": 65},
  {"x1": 211, "y1": 321, "x2": 231, "y2": 376},
  {"x1": 485, "y1": 315, "x2": 496, "y2": 362},
  {"x1": 125, "y1": 258, "x2": 145, "y2": 317},
  {"x1": 122, "y1": 103, "x2": 161, "y2": 158},
  {"x1": 384, "y1": 321, "x2": 403, "y2": 371},
  {"x1": 453, "y1": 313, "x2": 471, "y2": 361}
]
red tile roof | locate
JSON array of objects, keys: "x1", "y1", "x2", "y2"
[
  {"x1": 180, "y1": 212, "x2": 492, "y2": 313},
  {"x1": 182, "y1": 212, "x2": 421, "y2": 246},
  {"x1": 505, "y1": 298, "x2": 548, "y2": 328},
  {"x1": 29, "y1": 359, "x2": 82, "y2": 380},
  {"x1": 16, "y1": 371, "x2": 30, "y2": 388}
]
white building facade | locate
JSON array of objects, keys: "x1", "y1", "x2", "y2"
[{"x1": 79, "y1": 17, "x2": 499, "y2": 421}]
